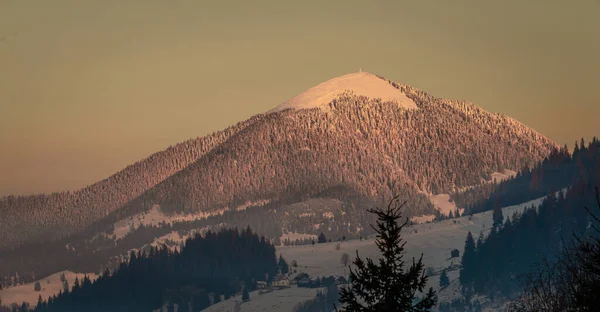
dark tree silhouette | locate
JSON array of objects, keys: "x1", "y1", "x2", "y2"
[
  {"x1": 341, "y1": 253, "x2": 350, "y2": 267},
  {"x1": 459, "y1": 231, "x2": 476, "y2": 288},
  {"x1": 508, "y1": 186, "x2": 600, "y2": 311},
  {"x1": 278, "y1": 255, "x2": 289, "y2": 274},
  {"x1": 439, "y1": 270, "x2": 449, "y2": 288},
  {"x1": 242, "y1": 287, "x2": 250, "y2": 301},
  {"x1": 318, "y1": 233, "x2": 327, "y2": 244},
  {"x1": 492, "y1": 200, "x2": 504, "y2": 228},
  {"x1": 336, "y1": 196, "x2": 436, "y2": 311}
]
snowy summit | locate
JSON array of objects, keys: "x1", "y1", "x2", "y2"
[{"x1": 268, "y1": 71, "x2": 419, "y2": 113}]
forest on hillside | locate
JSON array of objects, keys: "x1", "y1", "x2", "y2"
[
  {"x1": 459, "y1": 138, "x2": 600, "y2": 299},
  {"x1": 0, "y1": 75, "x2": 555, "y2": 254},
  {"x1": 0, "y1": 190, "x2": 377, "y2": 287},
  {"x1": 452, "y1": 138, "x2": 599, "y2": 215},
  {"x1": 27, "y1": 227, "x2": 279, "y2": 312},
  {"x1": 0, "y1": 116, "x2": 264, "y2": 252}
]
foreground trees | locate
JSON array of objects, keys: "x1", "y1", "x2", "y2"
[
  {"x1": 337, "y1": 196, "x2": 436, "y2": 311},
  {"x1": 508, "y1": 187, "x2": 600, "y2": 311}
]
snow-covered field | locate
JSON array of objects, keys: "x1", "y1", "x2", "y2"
[
  {"x1": 0, "y1": 192, "x2": 556, "y2": 310},
  {"x1": 195, "y1": 194, "x2": 553, "y2": 312},
  {"x1": 113, "y1": 200, "x2": 268, "y2": 239},
  {"x1": 202, "y1": 287, "x2": 324, "y2": 312},
  {"x1": 277, "y1": 195, "x2": 550, "y2": 310},
  {"x1": 0, "y1": 271, "x2": 98, "y2": 308}
]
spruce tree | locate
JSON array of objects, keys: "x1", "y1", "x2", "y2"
[
  {"x1": 459, "y1": 231, "x2": 476, "y2": 287},
  {"x1": 492, "y1": 202, "x2": 503, "y2": 228},
  {"x1": 439, "y1": 270, "x2": 449, "y2": 288},
  {"x1": 242, "y1": 287, "x2": 250, "y2": 301},
  {"x1": 278, "y1": 255, "x2": 289, "y2": 274},
  {"x1": 337, "y1": 196, "x2": 436, "y2": 311},
  {"x1": 318, "y1": 232, "x2": 327, "y2": 244},
  {"x1": 37, "y1": 295, "x2": 43, "y2": 309}
]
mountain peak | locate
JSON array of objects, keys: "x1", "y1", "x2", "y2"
[{"x1": 268, "y1": 71, "x2": 419, "y2": 113}]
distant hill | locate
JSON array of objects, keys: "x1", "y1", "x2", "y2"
[{"x1": 0, "y1": 72, "x2": 556, "y2": 251}]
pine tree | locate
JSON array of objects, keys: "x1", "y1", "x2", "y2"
[
  {"x1": 492, "y1": 202, "x2": 504, "y2": 228},
  {"x1": 34, "y1": 281, "x2": 41, "y2": 291},
  {"x1": 318, "y1": 232, "x2": 327, "y2": 244},
  {"x1": 62, "y1": 280, "x2": 69, "y2": 293},
  {"x1": 36, "y1": 295, "x2": 43, "y2": 309},
  {"x1": 337, "y1": 196, "x2": 436, "y2": 311},
  {"x1": 439, "y1": 270, "x2": 449, "y2": 288},
  {"x1": 242, "y1": 286, "x2": 250, "y2": 301},
  {"x1": 460, "y1": 231, "x2": 476, "y2": 287},
  {"x1": 278, "y1": 255, "x2": 289, "y2": 274}
]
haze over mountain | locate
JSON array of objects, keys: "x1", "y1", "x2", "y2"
[{"x1": 0, "y1": 72, "x2": 556, "y2": 251}]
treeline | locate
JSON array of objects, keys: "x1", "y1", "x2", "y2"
[
  {"x1": 459, "y1": 140, "x2": 600, "y2": 298},
  {"x1": 1, "y1": 193, "x2": 377, "y2": 287},
  {"x1": 452, "y1": 138, "x2": 599, "y2": 215},
  {"x1": 31, "y1": 227, "x2": 278, "y2": 312}
]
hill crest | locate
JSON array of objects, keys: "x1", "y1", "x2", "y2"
[{"x1": 268, "y1": 71, "x2": 418, "y2": 113}]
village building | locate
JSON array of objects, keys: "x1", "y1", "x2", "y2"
[{"x1": 272, "y1": 274, "x2": 290, "y2": 288}]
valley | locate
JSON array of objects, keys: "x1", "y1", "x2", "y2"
[{"x1": 0, "y1": 193, "x2": 551, "y2": 310}]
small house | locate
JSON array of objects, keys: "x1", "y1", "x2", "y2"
[
  {"x1": 451, "y1": 249, "x2": 460, "y2": 258},
  {"x1": 272, "y1": 274, "x2": 290, "y2": 288},
  {"x1": 256, "y1": 281, "x2": 267, "y2": 289}
]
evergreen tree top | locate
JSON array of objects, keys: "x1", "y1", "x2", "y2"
[{"x1": 337, "y1": 196, "x2": 436, "y2": 311}]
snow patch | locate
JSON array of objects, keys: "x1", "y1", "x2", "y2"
[
  {"x1": 488, "y1": 169, "x2": 518, "y2": 184},
  {"x1": 411, "y1": 214, "x2": 436, "y2": 224},
  {"x1": 0, "y1": 271, "x2": 98, "y2": 307},
  {"x1": 322, "y1": 212, "x2": 334, "y2": 219},
  {"x1": 112, "y1": 205, "x2": 229, "y2": 239},
  {"x1": 428, "y1": 193, "x2": 463, "y2": 217},
  {"x1": 268, "y1": 72, "x2": 418, "y2": 113}
]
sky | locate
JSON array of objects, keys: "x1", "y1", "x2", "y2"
[{"x1": 1, "y1": 0, "x2": 599, "y2": 196}]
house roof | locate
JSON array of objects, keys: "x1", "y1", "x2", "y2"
[{"x1": 274, "y1": 274, "x2": 289, "y2": 281}]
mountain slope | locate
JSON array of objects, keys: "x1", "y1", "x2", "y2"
[
  {"x1": 115, "y1": 73, "x2": 556, "y2": 228},
  {"x1": 0, "y1": 72, "x2": 557, "y2": 251},
  {"x1": 0, "y1": 116, "x2": 265, "y2": 251}
]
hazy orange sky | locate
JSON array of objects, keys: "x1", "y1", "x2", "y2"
[{"x1": 1, "y1": 0, "x2": 599, "y2": 196}]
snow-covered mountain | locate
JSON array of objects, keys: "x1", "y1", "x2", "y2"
[{"x1": 0, "y1": 71, "x2": 557, "y2": 251}]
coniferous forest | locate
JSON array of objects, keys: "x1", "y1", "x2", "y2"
[
  {"x1": 452, "y1": 138, "x2": 599, "y2": 215},
  {"x1": 31, "y1": 227, "x2": 278, "y2": 312},
  {"x1": 459, "y1": 139, "x2": 600, "y2": 299}
]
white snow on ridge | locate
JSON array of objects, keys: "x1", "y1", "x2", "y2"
[{"x1": 268, "y1": 72, "x2": 418, "y2": 113}]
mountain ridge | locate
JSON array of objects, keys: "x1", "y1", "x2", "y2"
[{"x1": 0, "y1": 73, "x2": 557, "y2": 251}]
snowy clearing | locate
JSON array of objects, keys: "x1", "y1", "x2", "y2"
[
  {"x1": 202, "y1": 287, "x2": 324, "y2": 312},
  {"x1": 0, "y1": 271, "x2": 98, "y2": 307}
]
